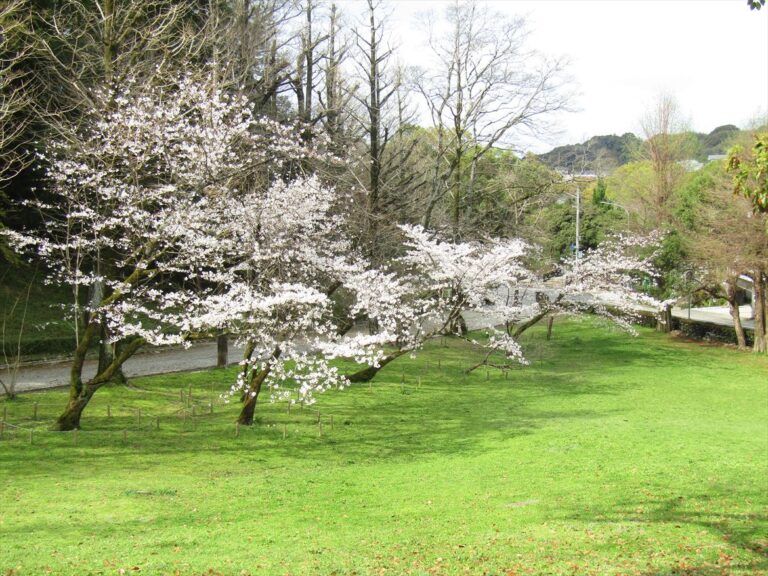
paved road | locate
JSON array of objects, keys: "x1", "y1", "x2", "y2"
[
  {"x1": 4, "y1": 302, "x2": 752, "y2": 394},
  {"x1": 5, "y1": 341, "x2": 247, "y2": 394},
  {"x1": 671, "y1": 304, "x2": 754, "y2": 330}
]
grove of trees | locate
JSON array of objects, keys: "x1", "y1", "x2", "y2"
[{"x1": 0, "y1": 0, "x2": 764, "y2": 428}]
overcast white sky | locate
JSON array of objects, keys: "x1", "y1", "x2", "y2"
[{"x1": 337, "y1": 0, "x2": 768, "y2": 153}]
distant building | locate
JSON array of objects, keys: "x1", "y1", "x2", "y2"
[{"x1": 558, "y1": 171, "x2": 599, "y2": 181}]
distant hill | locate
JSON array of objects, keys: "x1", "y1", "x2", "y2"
[
  {"x1": 537, "y1": 125, "x2": 741, "y2": 174},
  {"x1": 536, "y1": 133, "x2": 643, "y2": 174},
  {"x1": 700, "y1": 124, "x2": 740, "y2": 157}
]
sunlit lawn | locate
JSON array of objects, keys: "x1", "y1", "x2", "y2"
[{"x1": 1, "y1": 320, "x2": 766, "y2": 575}]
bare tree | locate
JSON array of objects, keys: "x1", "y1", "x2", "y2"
[
  {"x1": 414, "y1": 0, "x2": 569, "y2": 239},
  {"x1": 344, "y1": 0, "x2": 427, "y2": 260},
  {"x1": 0, "y1": 0, "x2": 32, "y2": 183},
  {"x1": 639, "y1": 93, "x2": 694, "y2": 225},
  {"x1": 0, "y1": 266, "x2": 35, "y2": 400},
  {"x1": 33, "y1": 0, "x2": 205, "y2": 119}
]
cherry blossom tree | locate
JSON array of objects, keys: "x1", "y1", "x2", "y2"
[
  {"x1": 184, "y1": 175, "x2": 392, "y2": 425},
  {"x1": 3, "y1": 72, "x2": 315, "y2": 430},
  {"x1": 346, "y1": 226, "x2": 660, "y2": 381},
  {"x1": 530, "y1": 234, "x2": 660, "y2": 325},
  {"x1": 343, "y1": 224, "x2": 536, "y2": 382}
]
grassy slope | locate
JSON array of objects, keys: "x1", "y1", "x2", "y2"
[{"x1": 0, "y1": 320, "x2": 766, "y2": 575}]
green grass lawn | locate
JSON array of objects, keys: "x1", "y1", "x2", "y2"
[{"x1": 1, "y1": 320, "x2": 766, "y2": 575}]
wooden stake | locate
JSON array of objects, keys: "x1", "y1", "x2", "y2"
[
  {"x1": 316, "y1": 410, "x2": 321, "y2": 423},
  {"x1": 123, "y1": 429, "x2": 127, "y2": 441},
  {"x1": 33, "y1": 402, "x2": 38, "y2": 421},
  {"x1": 287, "y1": 403, "x2": 291, "y2": 415},
  {"x1": 318, "y1": 420, "x2": 323, "y2": 437},
  {"x1": 29, "y1": 429, "x2": 33, "y2": 444},
  {"x1": 418, "y1": 376, "x2": 422, "y2": 389},
  {"x1": 137, "y1": 408, "x2": 141, "y2": 427},
  {"x1": 330, "y1": 415, "x2": 334, "y2": 430},
  {"x1": 282, "y1": 423, "x2": 287, "y2": 439},
  {"x1": 180, "y1": 389, "x2": 184, "y2": 403},
  {"x1": 546, "y1": 316, "x2": 554, "y2": 341},
  {"x1": 235, "y1": 422, "x2": 240, "y2": 438}
]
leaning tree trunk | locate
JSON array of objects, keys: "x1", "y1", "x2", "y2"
[
  {"x1": 346, "y1": 349, "x2": 408, "y2": 383},
  {"x1": 753, "y1": 270, "x2": 767, "y2": 353},
  {"x1": 237, "y1": 366, "x2": 272, "y2": 426},
  {"x1": 238, "y1": 390, "x2": 259, "y2": 426},
  {"x1": 725, "y1": 279, "x2": 748, "y2": 349},
  {"x1": 237, "y1": 345, "x2": 281, "y2": 426},
  {"x1": 55, "y1": 388, "x2": 97, "y2": 431},
  {"x1": 53, "y1": 328, "x2": 145, "y2": 430}
]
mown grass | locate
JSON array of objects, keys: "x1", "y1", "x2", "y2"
[{"x1": 0, "y1": 320, "x2": 766, "y2": 575}]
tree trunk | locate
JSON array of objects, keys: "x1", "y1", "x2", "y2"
[
  {"x1": 217, "y1": 333, "x2": 228, "y2": 368},
  {"x1": 753, "y1": 270, "x2": 766, "y2": 353},
  {"x1": 725, "y1": 279, "x2": 748, "y2": 349},
  {"x1": 512, "y1": 311, "x2": 548, "y2": 338},
  {"x1": 447, "y1": 314, "x2": 468, "y2": 336},
  {"x1": 54, "y1": 390, "x2": 95, "y2": 431},
  {"x1": 237, "y1": 371, "x2": 265, "y2": 426},
  {"x1": 345, "y1": 349, "x2": 408, "y2": 383},
  {"x1": 53, "y1": 330, "x2": 144, "y2": 430},
  {"x1": 238, "y1": 387, "x2": 260, "y2": 425},
  {"x1": 657, "y1": 304, "x2": 673, "y2": 333},
  {"x1": 237, "y1": 346, "x2": 281, "y2": 425}
]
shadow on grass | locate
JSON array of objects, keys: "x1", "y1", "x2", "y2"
[
  {"x1": 0, "y1": 321, "x2": 745, "y2": 473},
  {"x1": 569, "y1": 494, "x2": 768, "y2": 573},
  {"x1": 0, "y1": 332, "x2": 637, "y2": 475}
]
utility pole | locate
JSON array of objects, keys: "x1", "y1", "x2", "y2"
[{"x1": 575, "y1": 186, "x2": 580, "y2": 263}]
